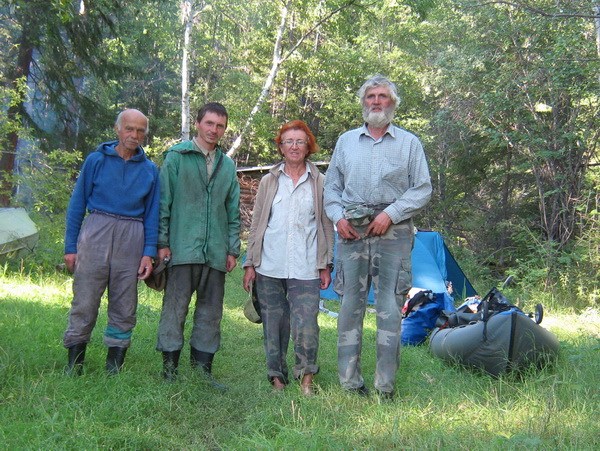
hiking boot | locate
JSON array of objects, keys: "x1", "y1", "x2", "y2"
[{"x1": 65, "y1": 343, "x2": 87, "y2": 376}]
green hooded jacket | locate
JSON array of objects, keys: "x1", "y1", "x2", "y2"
[{"x1": 158, "y1": 140, "x2": 240, "y2": 272}]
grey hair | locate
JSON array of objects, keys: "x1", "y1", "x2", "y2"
[
  {"x1": 357, "y1": 74, "x2": 400, "y2": 107},
  {"x1": 115, "y1": 109, "x2": 149, "y2": 133}
]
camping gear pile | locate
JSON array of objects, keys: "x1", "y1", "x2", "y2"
[
  {"x1": 429, "y1": 285, "x2": 560, "y2": 376},
  {"x1": 320, "y1": 230, "x2": 477, "y2": 345},
  {"x1": 401, "y1": 287, "x2": 456, "y2": 346},
  {"x1": 320, "y1": 230, "x2": 561, "y2": 376}
]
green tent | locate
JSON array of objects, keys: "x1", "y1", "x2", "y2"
[{"x1": 0, "y1": 208, "x2": 39, "y2": 260}]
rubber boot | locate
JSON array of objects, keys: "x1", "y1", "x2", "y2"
[
  {"x1": 65, "y1": 343, "x2": 87, "y2": 376},
  {"x1": 105, "y1": 346, "x2": 127, "y2": 375},
  {"x1": 190, "y1": 347, "x2": 227, "y2": 391},
  {"x1": 162, "y1": 350, "x2": 181, "y2": 382}
]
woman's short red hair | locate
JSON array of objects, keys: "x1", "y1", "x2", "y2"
[{"x1": 274, "y1": 120, "x2": 319, "y2": 157}]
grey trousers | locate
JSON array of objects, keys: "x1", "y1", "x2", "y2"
[
  {"x1": 255, "y1": 274, "x2": 321, "y2": 382},
  {"x1": 63, "y1": 212, "x2": 144, "y2": 348},
  {"x1": 156, "y1": 264, "x2": 225, "y2": 353},
  {"x1": 336, "y1": 221, "x2": 414, "y2": 393}
]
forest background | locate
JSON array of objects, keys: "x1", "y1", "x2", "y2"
[{"x1": 0, "y1": 0, "x2": 599, "y2": 311}]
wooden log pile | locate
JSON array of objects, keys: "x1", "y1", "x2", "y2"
[{"x1": 238, "y1": 173, "x2": 260, "y2": 233}]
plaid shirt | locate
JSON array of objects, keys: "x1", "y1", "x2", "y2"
[{"x1": 324, "y1": 123, "x2": 432, "y2": 225}]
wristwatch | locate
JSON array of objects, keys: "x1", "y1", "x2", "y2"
[{"x1": 327, "y1": 263, "x2": 334, "y2": 272}]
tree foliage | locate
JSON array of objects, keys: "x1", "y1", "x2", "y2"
[{"x1": 0, "y1": 0, "x2": 597, "y2": 306}]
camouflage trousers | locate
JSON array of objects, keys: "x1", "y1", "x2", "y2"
[
  {"x1": 335, "y1": 220, "x2": 414, "y2": 393},
  {"x1": 255, "y1": 273, "x2": 321, "y2": 383}
]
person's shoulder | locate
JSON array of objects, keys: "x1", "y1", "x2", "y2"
[
  {"x1": 306, "y1": 160, "x2": 322, "y2": 176},
  {"x1": 162, "y1": 141, "x2": 195, "y2": 160},
  {"x1": 267, "y1": 161, "x2": 284, "y2": 175},
  {"x1": 85, "y1": 150, "x2": 106, "y2": 163},
  {"x1": 260, "y1": 164, "x2": 281, "y2": 183},
  {"x1": 167, "y1": 140, "x2": 196, "y2": 153},
  {"x1": 390, "y1": 124, "x2": 419, "y2": 141},
  {"x1": 340, "y1": 125, "x2": 364, "y2": 139},
  {"x1": 335, "y1": 126, "x2": 365, "y2": 148},
  {"x1": 84, "y1": 142, "x2": 114, "y2": 164}
]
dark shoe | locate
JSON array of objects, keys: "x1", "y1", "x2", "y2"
[
  {"x1": 105, "y1": 346, "x2": 127, "y2": 375},
  {"x1": 190, "y1": 347, "x2": 228, "y2": 391},
  {"x1": 162, "y1": 350, "x2": 181, "y2": 382},
  {"x1": 376, "y1": 389, "x2": 395, "y2": 401},
  {"x1": 347, "y1": 385, "x2": 370, "y2": 396},
  {"x1": 65, "y1": 343, "x2": 87, "y2": 376}
]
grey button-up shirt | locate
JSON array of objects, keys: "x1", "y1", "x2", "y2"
[{"x1": 324, "y1": 123, "x2": 432, "y2": 225}]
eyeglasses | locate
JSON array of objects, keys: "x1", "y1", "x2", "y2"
[{"x1": 281, "y1": 139, "x2": 307, "y2": 147}]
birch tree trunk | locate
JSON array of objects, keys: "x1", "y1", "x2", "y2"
[
  {"x1": 227, "y1": 0, "x2": 359, "y2": 158},
  {"x1": 180, "y1": 0, "x2": 193, "y2": 141},
  {"x1": 227, "y1": 1, "x2": 289, "y2": 157},
  {"x1": 595, "y1": 5, "x2": 600, "y2": 57}
]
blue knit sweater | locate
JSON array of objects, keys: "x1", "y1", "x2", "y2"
[{"x1": 64, "y1": 141, "x2": 160, "y2": 257}]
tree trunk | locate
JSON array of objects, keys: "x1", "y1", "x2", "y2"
[
  {"x1": 0, "y1": 31, "x2": 33, "y2": 207},
  {"x1": 180, "y1": 0, "x2": 194, "y2": 141},
  {"x1": 227, "y1": 0, "x2": 359, "y2": 158},
  {"x1": 227, "y1": 1, "x2": 289, "y2": 158},
  {"x1": 594, "y1": 5, "x2": 600, "y2": 57}
]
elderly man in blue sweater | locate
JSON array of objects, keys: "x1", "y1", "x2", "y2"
[{"x1": 63, "y1": 108, "x2": 160, "y2": 375}]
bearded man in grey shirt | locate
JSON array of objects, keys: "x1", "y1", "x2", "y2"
[{"x1": 324, "y1": 74, "x2": 432, "y2": 399}]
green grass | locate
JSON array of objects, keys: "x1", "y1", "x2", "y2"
[{"x1": 1, "y1": 268, "x2": 599, "y2": 449}]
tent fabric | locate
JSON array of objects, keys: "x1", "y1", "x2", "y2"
[
  {"x1": 0, "y1": 208, "x2": 39, "y2": 260},
  {"x1": 320, "y1": 230, "x2": 476, "y2": 302},
  {"x1": 320, "y1": 230, "x2": 476, "y2": 346}
]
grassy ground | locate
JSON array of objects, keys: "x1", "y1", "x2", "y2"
[{"x1": 0, "y1": 266, "x2": 598, "y2": 449}]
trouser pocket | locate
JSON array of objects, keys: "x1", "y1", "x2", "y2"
[{"x1": 333, "y1": 261, "x2": 344, "y2": 296}]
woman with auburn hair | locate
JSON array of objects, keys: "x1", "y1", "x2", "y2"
[{"x1": 243, "y1": 120, "x2": 334, "y2": 396}]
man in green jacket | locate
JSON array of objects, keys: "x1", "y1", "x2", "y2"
[{"x1": 156, "y1": 102, "x2": 241, "y2": 388}]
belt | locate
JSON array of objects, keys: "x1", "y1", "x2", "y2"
[
  {"x1": 90, "y1": 210, "x2": 143, "y2": 222},
  {"x1": 368, "y1": 203, "x2": 391, "y2": 216}
]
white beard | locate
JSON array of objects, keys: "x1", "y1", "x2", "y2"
[{"x1": 363, "y1": 107, "x2": 394, "y2": 128}]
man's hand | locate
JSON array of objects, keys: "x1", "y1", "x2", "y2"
[
  {"x1": 226, "y1": 255, "x2": 237, "y2": 273},
  {"x1": 366, "y1": 212, "x2": 392, "y2": 237},
  {"x1": 138, "y1": 255, "x2": 153, "y2": 280},
  {"x1": 158, "y1": 247, "x2": 171, "y2": 262},
  {"x1": 243, "y1": 266, "x2": 256, "y2": 292},
  {"x1": 319, "y1": 268, "x2": 332, "y2": 290},
  {"x1": 336, "y1": 218, "x2": 361, "y2": 240},
  {"x1": 64, "y1": 253, "x2": 77, "y2": 273}
]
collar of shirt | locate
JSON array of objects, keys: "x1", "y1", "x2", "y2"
[
  {"x1": 360, "y1": 123, "x2": 396, "y2": 140},
  {"x1": 192, "y1": 137, "x2": 216, "y2": 160},
  {"x1": 279, "y1": 162, "x2": 312, "y2": 180}
]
